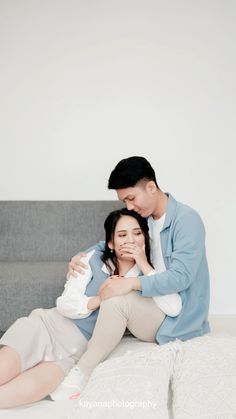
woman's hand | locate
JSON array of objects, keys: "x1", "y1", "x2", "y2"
[
  {"x1": 67, "y1": 253, "x2": 89, "y2": 278},
  {"x1": 119, "y1": 244, "x2": 153, "y2": 275},
  {"x1": 87, "y1": 296, "x2": 101, "y2": 310}
]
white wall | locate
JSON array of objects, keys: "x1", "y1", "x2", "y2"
[{"x1": 0, "y1": 0, "x2": 235, "y2": 315}]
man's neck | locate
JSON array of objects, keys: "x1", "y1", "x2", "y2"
[{"x1": 151, "y1": 190, "x2": 168, "y2": 220}]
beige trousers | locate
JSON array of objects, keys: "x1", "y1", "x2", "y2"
[{"x1": 78, "y1": 290, "x2": 166, "y2": 376}]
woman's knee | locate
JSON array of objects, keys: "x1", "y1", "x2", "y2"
[
  {"x1": 14, "y1": 314, "x2": 43, "y2": 340},
  {"x1": 124, "y1": 290, "x2": 141, "y2": 303},
  {"x1": 29, "y1": 308, "x2": 45, "y2": 318},
  {"x1": 100, "y1": 295, "x2": 125, "y2": 310}
]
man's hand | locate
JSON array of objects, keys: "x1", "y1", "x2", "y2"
[
  {"x1": 98, "y1": 276, "x2": 141, "y2": 300},
  {"x1": 67, "y1": 253, "x2": 88, "y2": 278}
]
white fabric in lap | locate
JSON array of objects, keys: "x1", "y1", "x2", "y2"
[{"x1": 148, "y1": 214, "x2": 182, "y2": 317}]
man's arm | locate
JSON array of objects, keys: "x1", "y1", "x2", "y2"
[
  {"x1": 68, "y1": 241, "x2": 105, "y2": 276},
  {"x1": 139, "y1": 210, "x2": 206, "y2": 297}
]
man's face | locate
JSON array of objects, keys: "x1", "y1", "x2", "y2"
[{"x1": 116, "y1": 182, "x2": 156, "y2": 218}]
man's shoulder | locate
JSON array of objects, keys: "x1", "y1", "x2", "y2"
[
  {"x1": 172, "y1": 199, "x2": 205, "y2": 239},
  {"x1": 169, "y1": 194, "x2": 204, "y2": 228},
  {"x1": 176, "y1": 200, "x2": 200, "y2": 218}
]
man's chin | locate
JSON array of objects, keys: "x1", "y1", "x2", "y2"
[{"x1": 135, "y1": 209, "x2": 150, "y2": 218}]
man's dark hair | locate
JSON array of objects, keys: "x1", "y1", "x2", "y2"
[{"x1": 108, "y1": 156, "x2": 159, "y2": 189}]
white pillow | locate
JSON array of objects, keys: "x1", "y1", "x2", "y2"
[
  {"x1": 68, "y1": 341, "x2": 179, "y2": 419},
  {"x1": 172, "y1": 334, "x2": 236, "y2": 419}
]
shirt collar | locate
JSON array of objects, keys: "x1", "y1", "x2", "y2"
[
  {"x1": 161, "y1": 193, "x2": 177, "y2": 231},
  {"x1": 101, "y1": 260, "x2": 140, "y2": 277}
]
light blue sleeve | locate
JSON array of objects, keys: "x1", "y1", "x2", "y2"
[{"x1": 139, "y1": 211, "x2": 206, "y2": 296}]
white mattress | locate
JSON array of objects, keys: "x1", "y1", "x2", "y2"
[
  {"x1": 0, "y1": 400, "x2": 76, "y2": 419},
  {"x1": 0, "y1": 315, "x2": 235, "y2": 419},
  {"x1": 0, "y1": 337, "x2": 158, "y2": 419}
]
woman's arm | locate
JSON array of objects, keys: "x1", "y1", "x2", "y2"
[{"x1": 56, "y1": 250, "x2": 99, "y2": 319}]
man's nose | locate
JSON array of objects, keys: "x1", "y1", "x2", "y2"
[{"x1": 126, "y1": 202, "x2": 134, "y2": 210}]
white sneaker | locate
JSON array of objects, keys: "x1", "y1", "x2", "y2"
[{"x1": 50, "y1": 365, "x2": 88, "y2": 401}]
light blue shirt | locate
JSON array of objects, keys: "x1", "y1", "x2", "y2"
[{"x1": 139, "y1": 193, "x2": 210, "y2": 344}]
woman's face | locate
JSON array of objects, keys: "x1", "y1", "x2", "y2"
[{"x1": 109, "y1": 215, "x2": 145, "y2": 261}]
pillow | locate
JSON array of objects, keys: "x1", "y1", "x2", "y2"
[
  {"x1": 67, "y1": 341, "x2": 179, "y2": 419},
  {"x1": 172, "y1": 334, "x2": 236, "y2": 419}
]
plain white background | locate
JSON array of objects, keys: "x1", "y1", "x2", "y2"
[{"x1": 0, "y1": 0, "x2": 235, "y2": 315}]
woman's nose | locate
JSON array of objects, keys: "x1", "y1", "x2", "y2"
[{"x1": 125, "y1": 235, "x2": 135, "y2": 243}]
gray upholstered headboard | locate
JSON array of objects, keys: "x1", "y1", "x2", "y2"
[
  {"x1": 0, "y1": 201, "x2": 122, "y2": 262},
  {"x1": 0, "y1": 201, "x2": 122, "y2": 335}
]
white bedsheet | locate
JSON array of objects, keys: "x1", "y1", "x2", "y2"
[
  {"x1": 0, "y1": 400, "x2": 76, "y2": 419},
  {"x1": 1, "y1": 319, "x2": 235, "y2": 419}
]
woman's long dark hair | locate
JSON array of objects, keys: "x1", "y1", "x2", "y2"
[{"x1": 102, "y1": 208, "x2": 153, "y2": 275}]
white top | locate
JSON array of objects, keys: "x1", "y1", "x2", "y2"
[
  {"x1": 56, "y1": 245, "x2": 182, "y2": 319},
  {"x1": 148, "y1": 213, "x2": 166, "y2": 273},
  {"x1": 56, "y1": 250, "x2": 96, "y2": 319},
  {"x1": 148, "y1": 213, "x2": 182, "y2": 317}
]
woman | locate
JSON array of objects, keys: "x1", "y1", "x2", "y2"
[{"x1": 0, "y1": 209, "x2": 181, "y2": 407}]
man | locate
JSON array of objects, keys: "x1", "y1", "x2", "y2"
[{"x1": 69, "y1": 156, "x2": 210, "y2": 344}]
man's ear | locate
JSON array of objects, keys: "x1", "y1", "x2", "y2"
[{"x1": 146, "y1": 180, "x2": 157, "y2": 194}]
